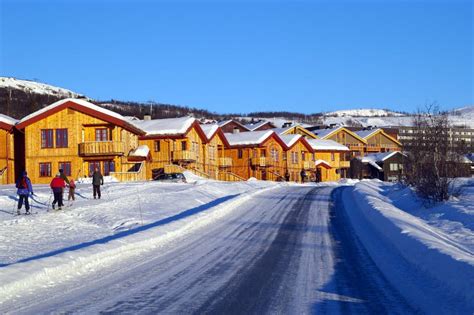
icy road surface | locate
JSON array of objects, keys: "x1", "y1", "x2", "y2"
[{"x1": 1, "y1": 185, "x2": 415, "y2": 314}]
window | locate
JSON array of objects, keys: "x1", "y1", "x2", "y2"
[
  {"x1": 390, "y1": 163, "x2": 399, "y2": 171},
  {"x1": 154, "y1": 140, "x2": 161, "y2": 152},
  {"x1": 331, "y1": 153, "x2": 335, "y2": 161},
  {"x1": 181, "y1": 141, "x2": 187, "y2": 151},
  {"x1": 39, "y1": 163, "x2": 51, "y2": 177},
  {"x1": 104, "y1": 161, "x2": 115, "y2": 176},
  {"x1": 291, "y1": 152, "x2": 298, "y2": 164},
  {"x1": 238, "y1": 149, "x2": 243, "y2": 159},
  {"x1": 271, "y1": 148, "x2": 279, "y2": 162},
  {"x1": 301, "y1": 151, "x2": 306, "y2": 161},
  {"x1": 56, "y1": 129, "x2": 68, "y2": 148},
  {"x1": 41, "y1": 129, "x2": 54, "y2": 148},
  {"x1": 95, "y1": 128, "x2": 109, "y2": 142},
  {"x1": 89, "y1": 161, "x2": 101, "y2": 176},
  {"x1": 58, "y1": 162, "x2": 71, "y2": 176}
]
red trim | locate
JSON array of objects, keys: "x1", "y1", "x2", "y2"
[
  {"x1": 284, "y1": 136, "x2": 314, "y2": 153},
  {"x1": 207, "y1": 128, "x2": 231, "y2": 148},
  {"x1": 219, "y1": 120, "x2": 250, "y2": 131},
  {"x1": 0, "y1": 121, "x2": 13, "y2": 131},
  {"x1": 138, "y1": 120, "x2": 209, "y2": 143},
  {"x1": 16, "y1": 100, "x2": 145, "y2": 135}
]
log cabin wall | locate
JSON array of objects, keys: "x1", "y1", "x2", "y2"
[
  {"x1": 314, "y1": 151, "x2": 342, "y2": 182},
  {"x1": 0, "y1": 128, "x2": 15, "y2": 184}
]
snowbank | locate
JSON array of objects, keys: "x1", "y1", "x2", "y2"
[{"x1": 344, "y1": 180, "x2": 474, "y2": 314}]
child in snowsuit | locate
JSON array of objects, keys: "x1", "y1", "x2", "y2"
[
  {"x1": 68, "y1": 178, "x2": 76, "y2": 201},
  {"x1": 50, "y1": 173, "x2": 66, "y2": 210},
  {"x1": 16, "y1": 171, "x2": 33, "y2": 215}
]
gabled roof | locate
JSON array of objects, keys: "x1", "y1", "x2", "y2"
[
  {"x1": 355, "y1": 128, "x2": 402, "y2": 146},
  {"x1": 273, "y1": 125, "x2": 317, "y2": 139},
  {"x1": 315, "y1": 159, "x2": 332, "y2": 169},
  {"x1": 279, "y1": 134, "x2": 314, "y2": 152},
  {"x1": 217, "y1": 119, "x2": 250, "y2": 131},
  {"x1": 16, "y1": 98, "x2": 144, "y2": 135},
  {"x1": 200, "y1": 124, "x2": 230, "y2": 147},
  {"x1": 244, "y1": 120, "x2": 276, "y2": 131},
  {"x1": 135, "y1": 117, "x2": 208, "y2": 142},
  {"x1": 312, "y1": 126, "x2": 367, "y2": 144},
  {"x1": 307, "y1": 139, "x2": 350, "y2": 151},
  {"x1": 360, "y1": 151, "x2": 406, "y2": 166},
  {"x1": 0, "y1": 114, "x2": 17, "y2": 130},
  {"x1": 224, "y1": 130, "x2": 286, "y2": 148}
]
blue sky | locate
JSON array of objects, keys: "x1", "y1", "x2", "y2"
[{"x1": 1, "y1": 0, "x2": 472, "y2": 114}]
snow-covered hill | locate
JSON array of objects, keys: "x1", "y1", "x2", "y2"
[
  {"x1": 0, "y1": 77, "x2": 84, "y2": 99},
  {"x1": 324, "y1": 108, "x2": 405, "y2": 117}
]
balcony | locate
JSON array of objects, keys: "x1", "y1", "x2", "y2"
[
  {"x1": 338, "y1": 160, "x2": 350, "y2": 168},
  {"x1": 78, "y1": 141, "x2": 125, "y2": 156},
  {"x1": 251, "y1": 157, "x2": 272, "y2": 167},
  {"x1": 366, "y1": 144, "x2": 381, "y2": 152},
  {"x1": 172, "y1": 150, "x2": 197, "y2": 162},
  {"x1": 219, "y1": 157, "x2": 233, "y2": 168}
]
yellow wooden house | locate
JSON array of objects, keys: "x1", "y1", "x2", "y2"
[
  {"x1": 136, "y1": 117, "x2": 209, "y2": 179},
  {"x1": 15, "y1": 98, "x2": 146, "y2": 184},
  {"x1": 200, "y1": 124, "x2": 234, "y2": 180},
  {"x1": 224, "y1": 130, "x2": 287, "y2": 181},
  {"x1": 274, "y1": 125, "x2": 317, "y2": 140},
  {"x1": 312, "y1": 127, "x2": 366, "y2": 178},
  {"x1": 307, "y1": 139, "x2": 350, "y2": 182},
  {"x1": 355, "y1": 128, "x2": 402, "y2": 153},
  {"x1": 279, "y1": 134, "x2": 314, "y2": 182},
  {"x1": 0, "y1": 114, "x2": 16, "y2": 184}
]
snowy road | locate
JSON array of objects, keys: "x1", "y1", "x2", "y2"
[{"x1": 1, "y1": 185, "x2": 418, "y2": 314}]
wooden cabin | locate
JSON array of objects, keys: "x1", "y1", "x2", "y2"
[
  {"x1": 224, "y1": 130, "x2": 286, "y2": 181},
  {"x1": 307, "y1": 139, "x2": 350, "y2": 182},
  {"x1": 244, "y1": 120, "x2": 277, "y2": 131},
  {"x1": 279, "y1": 134, "x2": 314, "y2": 182},
  {"x1": 15, "y1": 99, "x2": 145, "y2": 184},
  {"x1": 200, "y1": 124, "x2": 241, "y2": 180},
  {"x1": 136, "y1": 117, "x2": 208, "y2": 179},
  {"x1": 354, "y1": 128, "x2": 402, "y2": 153},
  {"x1": 217, "y1": 120, "x2": 250, "y2": 134},
  {"x1": 350, "y1": 151, "x2": 405, "y2": 182},
  {"x1": 273, "y1": 125, "x2": 317, "y2": 140},
  {"x1": 0, "y1": 114, "x2": 17, "y2": 184},
  {"x1": 312, "y1": 127, "x2": 366, "y2": 178}
]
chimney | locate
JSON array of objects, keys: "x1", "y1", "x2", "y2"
[
  {"x1": 233, "y1": 127, "x2": 240, "y2": 134},
  {"x1": 144, "y1": 114, "x2": 151, "y2": 121}
]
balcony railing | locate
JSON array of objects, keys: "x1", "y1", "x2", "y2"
[
  {"x1": 78, "y1": 141, "x2": 125, "y2": 156},
  {"x1": 345, "y1": 143, "x2": 362, "y2": 150},
  {"x1": 172, "y1": 150, "x2": 197, "y2": 162},
  {"x1": 219, "y1": 157, "x2": 233, "y2": 168},
  {"x1": 303, "y1": 161, "x2": 314, "y2": 170},
  {"x1": 251, "y1": 157, "x2": 272, "y2": 167},
  {"x1": 338, "y1": 160, "x2": 350, "y2": 168}
]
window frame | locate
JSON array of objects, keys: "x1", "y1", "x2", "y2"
[
  {"x1": 41, "y1": 129, "x2": 54, "y2": 148},
  {"x1": 56, "y1": 128, "x2": 68, "y2": 148},
  {"x1": 39, "y1": 162, "x2": 52, "y2": 177},
  {"x1": 58, "y1": 161, "x2": 72, "y2": 176}
]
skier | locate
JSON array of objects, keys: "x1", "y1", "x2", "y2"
[
  {"x1": 284, "y1": 170, "x2": 290, "y2": 182},
  {"x1": 58, "y1": 168, "x2": 70, "y2": 185},
  {"x1": 68, "y1": 178, "x2": 76, "y2": 201},
  {"x1": 50, "y1": 173, "x2": 66, "y2": 210},
  {"x1": 16, "y1": 171, "x2": 33, "y2": 215},
  {"x1": 92, "y1": 167, "x2": 104, "y2": 199}
]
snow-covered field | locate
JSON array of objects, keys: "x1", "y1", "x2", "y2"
[{"x1": 0, "y1": 176, "x2": 472, "y2": 313}]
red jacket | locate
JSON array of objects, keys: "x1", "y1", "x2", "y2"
[{"x1": 50, "y1": 177, "x2": 66, "y2": 192}]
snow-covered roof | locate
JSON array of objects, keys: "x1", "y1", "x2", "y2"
[
  {"x1": 279, "y1": 134, "x2": 301, "y2": 148},
  {"x1": 129, "y1": 145, "x2": 150, "y2": 157},
  {"x1": 224, "y1": 130, "x2": 275, "y2": 146},
  {"x1": 200, "y1": 124, "x2": 219, "y2": 140},
  {"x1": 360, "y1": 152, "x2": 404, "y2": 169},
  {"x1": 217, "y1": 120, "x2": 250, "y2": 130},
  {"x1": 0, "y1": 113, "x2": 17, "y2": 126},
  {"x1": 244, "y1": 121, "x2": 275, "y2": 131},
  {"x1": 312, "y1": 127, "x2": 343, "y2": 139},
  {"x1": 307, "y1": 139, "x2": 349, "y2": 151},
  {"x1": 315, "y1": 159, "x2": 332, "y2": 168},
  {"x1": 18, "y1": 98, "x2": 126, "y2": 125},
  {"x1": 132, "y1": 116, "x2": 196, "y2": 136},
  {"x1": 271, "y1": 127, "x2": 293, "y2": 135},
  {"x1": 354, "y1": 129, "x2": 380, "y2": 139}
]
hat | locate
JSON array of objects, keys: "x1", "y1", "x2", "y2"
[{"x1": 56, "y1": 173, "x2": 61, "y2": 177}]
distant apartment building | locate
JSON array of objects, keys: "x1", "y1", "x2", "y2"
[{"x1": 398, "y1": 126, "x2": 474, "y2": 152}]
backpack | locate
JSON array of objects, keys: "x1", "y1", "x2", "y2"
[{"x1": 17, "y1": 177, "x2": 28, "y2": 189}]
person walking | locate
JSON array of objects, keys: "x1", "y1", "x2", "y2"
[
  {"x1": 50, "y1": 173, "x2": 66, "y2": 210},
  {"x1": 92, "y1": 167, "x2": 104, "y2": 199},
  {"x1": 59, "y1": 168, "x2": 70, "y2": 185},
  {"x1": 300, "y1": 169, "x2": 307, "y2": 183},
  {"x1": 16, "y1": 171, "x2": 33, "y2": 215},
  {"x1": 68, "y1": 178, "x2": 76, "y2": 201}
]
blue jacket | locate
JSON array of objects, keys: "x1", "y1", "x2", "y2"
[{"x1": 16, "y1": 173, "x2": 33, "y2": 196}]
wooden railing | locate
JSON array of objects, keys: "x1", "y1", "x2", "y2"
[
  {"x1": 251, "y1": 157, "x2": 272, "y2": 167},
  {"x1": 303, "y1": 161, "x2": 314, "y2": 170},
  {"x1": 79, "y1": 141, "x2": 124, "y2": 156},
  {"x1": 338, "y1": 160, "x2": 350, "y2": 168},
  {"x1": 110, "y1": 162, "x2": 145, "y2": 182},
  {"x1": 218, "y1": 157, "x2": 233, "y2": 168},
  {"x1": 172, "y1": 150, "x2": 197, "y2": 162},
  {"x1": 218, "y1": 171, "x2": 245, "y2": 181},
  {"x1": 345, "y1": 143, "x2": 362, "y2": 151}
]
